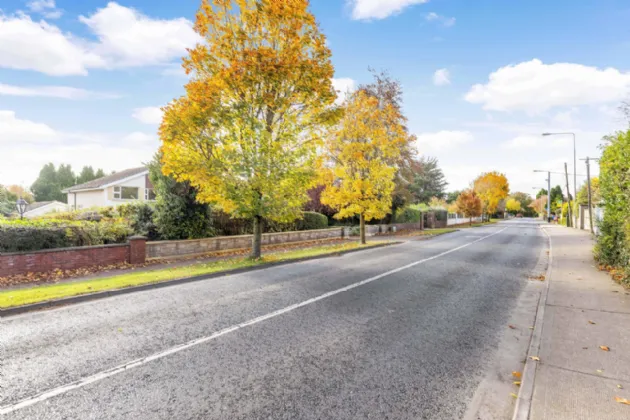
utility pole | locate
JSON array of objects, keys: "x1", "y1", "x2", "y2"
[
  {"x1": 547, "y1": 173, "x2": 551, "y2": 223},
  {"x1": 581, "y1": 157, "x2": 595, "y2": 234},
  {"x1": 564, "y1": 163, "x2": 572, "y2": 227}
]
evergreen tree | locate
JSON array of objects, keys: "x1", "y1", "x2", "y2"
[
  {"x1": 77, "y1": 166, "x2": 96, "y2": 184},
  {"x1": 409, "y1": 157, "x2": 448, "y2": 203}
]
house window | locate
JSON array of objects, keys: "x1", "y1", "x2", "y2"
[
  {"x1": 145, "y1": 188, "x2": 156, "y2": 201},
  {"x1": 113, "y1": 186, "x2": 139, "y2": 200}
]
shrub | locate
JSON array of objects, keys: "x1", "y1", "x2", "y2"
[
  {"x1": 595, "y1": 130, "x2": 630, "y2": 284},
  {"x1": 0, "y1": 218, "x2": 133, "y2": 252},
  {"x1": 117, "y1": 202, "x2": 159, "y2": 240},
  {"x1": 394, "y1": 207, "x2": 421, "y2": 223},
  {"x1": 296, "y1": 211, "x2": 328, "y2": 230}
]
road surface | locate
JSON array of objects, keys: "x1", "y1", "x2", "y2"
[{"x1": 0, "y1": 219, "x2": 546, "y2": 419}]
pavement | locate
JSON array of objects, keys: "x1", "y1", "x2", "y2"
[
  {"x1": 1, "y1": 220, "x2": 547, "y2": 419},
  {"x1": 522, "y1": 225, "x2": 630, "y2": 420}
]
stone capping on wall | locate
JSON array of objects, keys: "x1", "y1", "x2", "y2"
[
  {"x1": 0, "y1": 243, "x2": 127, "y2": 257},
  {"x1": 145, "y1": 228, "x2": 344, "y2": 259}
]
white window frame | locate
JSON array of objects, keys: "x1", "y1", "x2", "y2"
[
  {"x1": 113, "y1": 186, "x2": 121, "y2": 199},
  {"x1": 145, "y1": 188, "x2": 156, "y2": 201}
]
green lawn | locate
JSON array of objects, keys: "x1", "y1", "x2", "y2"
[
  {"x1": 415, "y1": 228, "x2": 457, "y2": 235},
  {"x1": 0, "y1": 241, "x2": 386, "y2": 309}
]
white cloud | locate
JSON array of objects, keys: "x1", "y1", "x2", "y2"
[
  {"x1": 425, "y1": 12, "x2": 456, "y2": 27},
  {"x1": 465, "y1": 59, "x2": 630, "y2": 114},
  {"x1": 501, "y1": 135, "x2": 541, "y2": 150},
  {"x1": 0, "y1": 110, "x2": 58, "y2": 144},
  {"x1": 0, "y1": 83, "x2": 118, "y2": 99},
  {"x1": 332, "y1": 78, "x2": 356, "y2": 105},
  {"x1": 79, "y1": 2, "x2": 200, "y2": 68},
  {"x1": 132, "y1": 107, "x2": 163, "y2": 124},
  {"x1": 415, "y1": 130, "x2": 473, "y2": 152},
  {"x1": 433, "y1": 68, "x2": 450, "y2": 86},
  {"x1": 0, "y1": 110, "x2": 159, "y2": 185},
  {"x1": 0, "y1": 13, "x2": 104, "y2": 76},
  {"x1": 349, "y1": 0, "x2": 429, "y2": 20},
  {"x1": 27, "y1": 0, "x2": 62, "y2": 19},
  {"x1": 0, "y1": 3, "x2": 200, "y2": 76}
]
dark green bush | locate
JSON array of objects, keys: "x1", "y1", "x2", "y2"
[
  {"x1": 296, "y1": 211, "x2": 328, "y2": 230},
  {"x1": 117, "y1": 202, "x2": 159, "y2": 240},
  {"x1": 394, "y1": 207, "x2": 422, "y2": 223}
]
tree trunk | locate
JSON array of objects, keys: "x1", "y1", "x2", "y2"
[
  {"x1": 469, "y1": 216, "x2": 472, "y2": 226},
  {"x1": 359, "y1": 213, "x2": 366, "y2": 245},
  {"x1": 251, "y1": 215, "x2": 263, "y2": 259}
]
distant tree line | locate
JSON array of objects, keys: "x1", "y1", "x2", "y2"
[{"x1": 30, "y1": 163, "x2": 107, "y2": 202}]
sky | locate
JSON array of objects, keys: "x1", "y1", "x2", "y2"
[{"x1": 1, "y1": 0, "x2": 629, "y2": 197}]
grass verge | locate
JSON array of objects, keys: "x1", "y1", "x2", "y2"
[{"x1": 0, "y1": 241, "x2": 387, "y2": 309}]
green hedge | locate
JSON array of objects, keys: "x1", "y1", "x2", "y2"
[
  {"x1": 0, "y1": 218, "x2": 133, "y2": 253},
  {"x1": 595, "y1": 130, "x2": 630, "y2": 285},
  {"x1": 211, "y1": 211, "x2": 328, "y2": 236},
  {"x1": 394, "y1": 207, "x2": 422, "y2": 223}
]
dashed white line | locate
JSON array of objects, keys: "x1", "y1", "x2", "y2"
[{"x1": 0, "y1": 227, "x2": 507, "y2": 415}]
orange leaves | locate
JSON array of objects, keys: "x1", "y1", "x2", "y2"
[
  {"x1": 600, "y1": 345, "x2": 610, "y2": 351},
  {"x1": 615, "y1": 396, "x2": 630, "y2": 405},
  {"x1": 512, "y1": 371, "x2": 522, "y2": 378},
  {"x1": 588, "y1": 320, "x2": 597, "y2": 325},
  {"x1": 454, "y1": 190, "x2": 482, "y2": 220}
]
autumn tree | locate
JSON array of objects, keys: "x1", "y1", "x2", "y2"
[
  {"x1": 473, "y1": 171, "x2": 509, "y2": 220},
  {"x1": 455, "y1": 190, "x2": 482, "y2": 226},
  {"x1": 6, "y1": 185, "x2": 34, "y2": 203},
  {"x1": 529, "y1": 195, "x2": 548, "y2": 217},
  {"x1": 505, "y1": 198, "x2": 522, "y2": 214},
  {"x1": 159, "y1": 0, "x2": 338, "y2": 258},
  {"x1": 321, "y1": 89, "x2": 407, "y2": 244}
]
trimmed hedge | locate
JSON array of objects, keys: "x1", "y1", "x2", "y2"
[
  {"x1": 394, "y1": 207, "x2": 421, "y2": 223},
  {"x1": 211, "y1": 211, "x2": 328, "y2": 236},
  {"x1": 0, "y1": 218, "x2": 133, "y2": 253}
]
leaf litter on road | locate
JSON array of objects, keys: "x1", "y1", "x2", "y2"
[
  {"x1": 615, "y1": 397, "x2": 630, "y2": 405},
  {"x1": 600, "y1": 345, "x2": 610, "y2": 351},
  {"x1": 512, "y1": 371, "x2": 522, "y2": 378},
  {"x1": 529, "y1": 356, "x2": 541, "y2": 361}
]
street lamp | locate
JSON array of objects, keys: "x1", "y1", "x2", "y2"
[
  {"x1": 16, "y1": 197, "x2": 27, "y2": 219},
  {"x1": 543, "y1": 132, "x2": 577, "y2": 228}
]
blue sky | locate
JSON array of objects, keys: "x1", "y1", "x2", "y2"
[{"x1": 1, "y1": 0, "x2": 629, "y2": 196}]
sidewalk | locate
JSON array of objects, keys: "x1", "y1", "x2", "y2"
[{"x1": 525, "y1": 226, "x2": 630, "y2": 419}]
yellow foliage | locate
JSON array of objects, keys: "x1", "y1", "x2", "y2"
[
  {"x1": 473, "y1": 171, "x2": 510, "y2": 215},
  {"x1": 159, "y1": 0, "x2": 338, "y2": 223},
  {"x1": 320, "y1": 90, "x2": 407, "y2": 221},
  {"x1": 506, "y1": 198, "x2": 522, "y2": 213}
]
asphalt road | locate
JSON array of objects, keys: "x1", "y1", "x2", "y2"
[{"x1": 1, "y1": 219, "x2": 546, "y2": 419}]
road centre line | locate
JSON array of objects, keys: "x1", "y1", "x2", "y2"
[{"x1": 0, "y1": 227, "x2": 507, "y2": 415}]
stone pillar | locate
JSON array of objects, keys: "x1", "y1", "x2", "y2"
[{"x1": 128, "y1": 235, "x2": 147, "y2": 265}]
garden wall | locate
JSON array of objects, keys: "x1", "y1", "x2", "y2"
[
  {"x1": 0, "y1": 236, "x2": 147, "y2": 277},
  {"x1": 146, "y1": 228, "x2": 344, "y2": 259}
]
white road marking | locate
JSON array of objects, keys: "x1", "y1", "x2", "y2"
[{"x1": 0, "y1": 227, "x2": 507, "y2": 415}]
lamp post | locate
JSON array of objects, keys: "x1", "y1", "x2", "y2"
[
  {"x1": 16, "y1": 197, "x2": 27, "y2": 219},
  {"x1": 534, "y1": 170, "x2": 552, "y2": 222},
  {"x1": 543, "y1": 132, "x2": 576, "y2": 228}
]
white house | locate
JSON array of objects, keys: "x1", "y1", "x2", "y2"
[
  {"x1": 23, "y1": 201, "x2": 68, "y2": 218},
  {"x1": 62, "y1": 167, "x2": 156, "y2": 210}
]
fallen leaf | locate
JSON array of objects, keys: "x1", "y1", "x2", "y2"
[
  {"x1": 508, "y1": 324, "x2": 516, "y2": 329},
  {"x1": 588, "y1": 320, "x2": 596, "y2": 325},
  {"x1": 615, "y1": 397, "x2": 630, "y2": 405},
  {"x1": 528, "y1": 326, "x2": 535, "y2": 330},
  {"x1": 597, "y1": 369, "x2": 604, "y2": 374},
  {"x1": 600, "y1": 346, "x2": 610, "y2": 351},
  {"x1": 510, "y1": 393, "x2": 518, "y2": 398},
  {"x1": 513, "y1": 381, "x2": 521, "y2": 386},
  {"x1": 512, "y1": 371, "x2": 522, "y2": 378},
  {"x1": 529, "y1": 356, "x2": 541, "y2": 361},
  {"x1": 617, "y1": 385, "x2": 623, "y2": 389},
  {"x1": 582, "y1": 347, "x2": 589, "y2": 350}
]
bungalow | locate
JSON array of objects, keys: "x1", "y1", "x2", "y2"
[{"x1": 62, "y1": 167, "x2": 156, "y2": 210}]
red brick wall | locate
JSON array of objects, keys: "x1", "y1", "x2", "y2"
[{"x1": 1, "y1": 244, "x2": 136, "y2": 277}]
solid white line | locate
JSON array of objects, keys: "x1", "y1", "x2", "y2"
[{"x1": 0, "y1": 227, "x2": 507, "y2": 415}]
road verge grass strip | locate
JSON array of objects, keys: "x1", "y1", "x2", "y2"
[{"x1": 0, "y1": 241, "x2": 390, "y2": 309}]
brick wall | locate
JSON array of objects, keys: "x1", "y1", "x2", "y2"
[
  {"x1": 0, "y1": 238, "x2": 147, "y2": 277},
  {"x1": 146, "y1": 228, "x2": 344, "y2": 259}
]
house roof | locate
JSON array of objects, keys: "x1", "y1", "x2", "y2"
[
  {"x1": 25, "y1": 201, "x2": 66, "y2": 212},
  {"x1": 62, "y1": 167, "x2": 148, "y2": 193}
]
